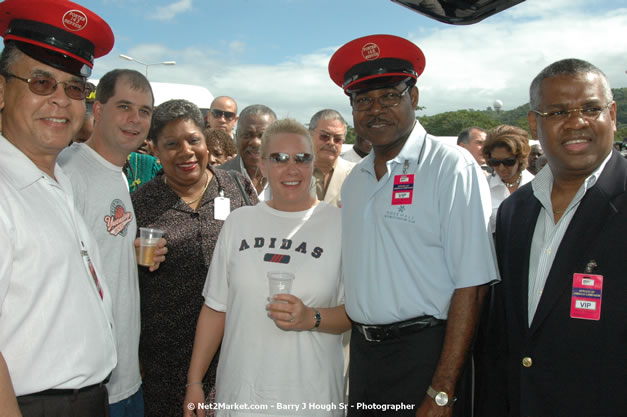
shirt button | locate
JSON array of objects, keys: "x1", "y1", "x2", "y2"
[
  {"x1": 522, "y1": 357, "x2": 533, "y2": 368},
  {"x1": 546, "y1": 248, "x2": 552, "y2": 254}
]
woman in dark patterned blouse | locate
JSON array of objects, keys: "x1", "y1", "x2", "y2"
[{"x1": 132, "y1": 100, "x2": 258, "y2": 417}]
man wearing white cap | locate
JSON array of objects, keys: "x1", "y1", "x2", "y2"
[
  {"x1": 0, "y1": 1, "x2": 117, "y2": 416},
  {"x1": 329, "y1": 34, "x2": 498, "y2": 416}
]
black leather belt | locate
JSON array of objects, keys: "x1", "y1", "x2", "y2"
[
  {"x1": 354, "y1": 315, "x2": 446, "y2": 342},
  {"x1": 29, "y1": 374, "x2": 110, "y2": 397}
]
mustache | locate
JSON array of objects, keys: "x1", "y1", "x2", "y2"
[
  {"x1": 366, "y1": 117, "x2": 393, "y2": 127},
  {"x1": 320, "y1": 145, "x2": 338, "y2": 154},
  {"x1": 244, "y1": 145, "x2": 261, "y2": 154}
]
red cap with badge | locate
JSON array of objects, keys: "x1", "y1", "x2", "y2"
[
  {"x1": 0, "y1": 0, "x2": 114, "y2": 77},
  {"x1": 328, "y1": 34, "x2": 426, "y2": 95}
]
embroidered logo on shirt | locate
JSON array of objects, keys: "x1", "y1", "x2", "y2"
[{"x1": 104, "y1": 199, "x2": 133, "y2": 236}]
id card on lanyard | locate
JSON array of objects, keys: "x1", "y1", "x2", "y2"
[{"x1": 392, "y1": 160, "x2": 415, "y2": 205}]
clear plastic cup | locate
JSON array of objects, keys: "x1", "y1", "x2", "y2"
[
  {"x1": 267, "y1": 271, "x2": 295, "y2": 302},
  {"x1": 138, "y1": 227, "x2": 164, "y2": 267}
]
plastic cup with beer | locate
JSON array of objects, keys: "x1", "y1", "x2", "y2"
[
  {"x1": 267, "y1": 271, "x2": 294, "y2": 303},
  {"x1": 138, "y1": 227, "x2": 164, "y2": 267}
]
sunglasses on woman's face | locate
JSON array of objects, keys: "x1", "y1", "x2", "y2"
[
  {"x1": 267, "y1": 152, "x2": 313, "y2": 164},
  {"x1": 488, "y1": 157, "x2": 517, "y2": 167}
]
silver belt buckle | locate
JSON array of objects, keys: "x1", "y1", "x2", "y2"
[{"x1": 361, "y1": 325, "x2": 381, "y2": 342}]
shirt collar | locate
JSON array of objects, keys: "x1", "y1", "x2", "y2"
[
  {"x1": 359, "y1": 120, "x2": 427, "y2": 176},
  {"x1": 0, "y1": 134, "x2": 57, "y2": 189},
  {"x1": 532, "y1": 150, "x2": 613, "y2": 209}
]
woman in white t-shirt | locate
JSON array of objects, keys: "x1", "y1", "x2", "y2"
[{"x1": 183, "y1": 119, "x2": 350, "y2": 417}]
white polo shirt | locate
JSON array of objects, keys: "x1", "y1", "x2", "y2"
[
  {"x1": 0, "y1": 135, "x2": 117, "y2": 396},
  {"x1": 341, "y1": 121, "x2": 498, "y2": 325}
]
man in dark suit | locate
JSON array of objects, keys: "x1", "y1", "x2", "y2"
[
  {"x1": 219, "y1": 104, "x2": 276, "y2": 201},
  {"x1": 478, "y1": 58, "x2": 627, "y2": 416}
]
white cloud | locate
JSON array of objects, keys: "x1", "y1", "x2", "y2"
[
  {"x1": 94, "y1": 2, "x2": 627, "y2": 125},
  {"x1": 149, "y1": 0, "x2": 193, "y2": 21}
]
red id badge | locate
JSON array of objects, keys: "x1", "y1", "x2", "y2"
[
  {"x1": 570, "y1": 273, "x2": 603, "y2": 320},
  {"x1": 392, "y1": 174, "x2": 414, "y2": 205}
]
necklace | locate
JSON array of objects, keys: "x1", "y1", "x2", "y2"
[
  {"x1": 504, "y1": 174, "x2": 522, "y2": 188},
  {"x1": 164, "y1": 171, "x2": 210, "y2": 205}
]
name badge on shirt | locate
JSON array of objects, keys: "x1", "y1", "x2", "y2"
[
  {"x1": 392, "y1": 174, "x2": 414, "y2": 205},
  {"x1": 570, "y1": 273, "x2": 603, "y2": 320},
  {"x1": 214, "y1": 197, "x2": 231, "y2": 220}
]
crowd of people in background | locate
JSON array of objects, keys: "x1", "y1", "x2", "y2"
[{"x1": 0, "y1": 1, "x2": 625, "y2": 417}]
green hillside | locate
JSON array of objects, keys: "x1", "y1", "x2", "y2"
[{"x1": 417, "y1": 87, "x2": 627, "y2": 141}]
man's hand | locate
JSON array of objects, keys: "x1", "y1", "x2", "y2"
[
  {"x1": 416, "y1": 395, "x2": 453, "y2": 417},
  {"x1": 134, "y1": 237, "x2": 168, "y2": 271}
]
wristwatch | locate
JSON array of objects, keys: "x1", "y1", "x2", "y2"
[
  {"x1": 426, "y1": 385, "x2": 456, "y2": 407},
  {"x1": 312, "y1": 307, "x2": 321, "y2": 330}
]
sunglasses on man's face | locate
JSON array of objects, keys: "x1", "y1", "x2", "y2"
[
  {"x1": 267, "y1": 152, "x2": 313, "y2": 164},
  {"x1": 487, "y1": 157, "x2": 517, "y2": 167},
  {"x1": 210, "y1": 109, "x2": 236, "y2": 121}
]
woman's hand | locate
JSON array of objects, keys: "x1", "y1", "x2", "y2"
[
  {"x1": 182, "y1": 384, "x2": 206, "y2": 417},
  {"x1": 266, "y1": 294, "x2": 315, "y2": 331}
]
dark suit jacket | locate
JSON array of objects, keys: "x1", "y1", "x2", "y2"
[
  {"x1": 478, "y1": 150, "x2": 627, "y2": 417},
  {"x1": 218, "y1": 155, "x2": 243, "y2": 174}
]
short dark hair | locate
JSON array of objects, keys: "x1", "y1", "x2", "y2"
[
  {"x1": 149, "y1": 99, "x2": 204, "y2": 143},
  {"x1": 457, "y1": 127, "x2": 486, "y2": 145},
  {"x1": 529, "y1": 58, "x2": 613, "y2": 110},
  {"x1": 205, "y1": 128, "x2": 237, "y2": 157},
  {"x1": 0, "y1": 42, "x2": 24, "y2": 76},
  {"x1": 96, "y1": 69, "x2": 154, "y2": 106},
  {"x1": 236, "y1": 104, "x2": 277, "y2": 131}
]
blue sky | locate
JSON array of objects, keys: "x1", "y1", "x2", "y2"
[{"x1": 81, "y1": 0, "x2": 627, "y2": 124}]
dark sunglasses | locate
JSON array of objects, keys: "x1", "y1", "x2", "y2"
[
  {"x1": 4, "y1": 72, "x2": 92, "y2": 100},
  {"x1": 210, "y1": 109, "x2": 236, "y2": 121},
  {"x1": 267, "y1": 152, "x2": 313, "y2": 164},
  {"x1": 487, "y1": 157, "x2": 517, "y2": 167}
]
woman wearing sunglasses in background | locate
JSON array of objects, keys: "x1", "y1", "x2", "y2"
[
  {"x1": 483, "y1": 124, "x2": 533, "y2": 234},
  {"x1": 184, "y1": 119, "x2": 350, "y2": 417}
]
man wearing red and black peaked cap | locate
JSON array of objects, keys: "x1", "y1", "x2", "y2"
[
  {"x1": 331, "y1": 35, "x2": 498, "y2": 417},
  {"x1": 0, "y1": 2, "x2": 117, "y2": 417}
]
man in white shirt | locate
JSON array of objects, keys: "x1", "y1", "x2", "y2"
[
  {"x1": 58, "y1": 68, "x2": 166, "y2": 417},
  {"x1": 0, "y1": 1, "x2": 117, "y2": 416},
  {"x1": 329, "y1": 34, "x2": 497, "y2": 417}
]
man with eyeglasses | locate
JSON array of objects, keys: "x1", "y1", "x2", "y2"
[
  {"x1": 309, "y1": 109, "x2": 355, "y2": 207},
  {"x1": 0, "y1": 1, "x2": 117, "y2": 417},
  {"x1": 206, "y1": 95, "x2": 238, "y2": 137},
  {"x1": 329, "y1": 34, "x2": 497, "y2": 417},
  {"x1": 219, "y1": 104, "x2": 277, "y2": 201},
  {"x1": 477, "y1": 59, "x2": 627, "y2": 417}
]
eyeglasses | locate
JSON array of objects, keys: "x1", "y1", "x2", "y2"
[
  {"x1": 352, "y1": 85, "x2": 411, "y2": 112},
  {"x1": 267, "y1": 152, "x2": 313, "y2": 164},
  {"x1": 531, "y1": 102, "x2": 612, "y2": 122},
  {"x1": 487, "y1": 157, "x2": 517, "y2": 167},
  {"x1": 3, "y1": 72, "x2": 92, "y2": 100},
  {"x1": 316, "y1": 131, "x2": 344, "y2": 144},
  {"x1": 210, "y1": 109, "x2": 237, "y2": 121}
]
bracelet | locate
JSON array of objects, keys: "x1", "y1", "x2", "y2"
[
  {"x1": 185, "y1": 381, "x2": 203, "y2": 388},
  {"x1": 312, "y1": 307, "x2": 321, "y2": 330}
]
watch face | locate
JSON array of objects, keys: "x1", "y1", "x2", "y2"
[{"x1": 435, "y1": 392, "x2": 449, "y2": 406}]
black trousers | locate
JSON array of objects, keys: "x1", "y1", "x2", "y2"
[
  {"x1": 17, "y1": 385, "x2": 109, "y2": 417},
  {"x1": 348, "y1": 324, "x2": 471, "y2": 417}
]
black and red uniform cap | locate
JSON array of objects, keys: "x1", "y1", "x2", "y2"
[
  {"x1": 0, "y1": 0, "x2": 114, "y2": 77},
  {"x1": 328, "y1": 34, "x2": 426, "y2": 95}
]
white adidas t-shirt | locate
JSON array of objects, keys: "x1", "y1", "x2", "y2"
[{"x1": 203, "y1": 202, "x2": 344, "y2": 416}]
